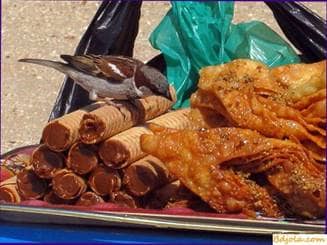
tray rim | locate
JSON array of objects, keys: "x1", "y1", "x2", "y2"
[{"x1": 0, "y1": 204, "x2": 325, "y2": 235}]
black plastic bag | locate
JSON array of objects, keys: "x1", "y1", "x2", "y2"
[
  {"x1": 266, "y1": 2, "x2": 327, "y2": 62},
  {"x1": 48, "y1": 1, "x2": 142, "y2": 121}
]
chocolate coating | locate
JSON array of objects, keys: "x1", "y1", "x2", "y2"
[
  {"x1": 111, "y1": 191, "x2": 139, "y2": 208},
  {"x1": 146, "y1": 181, "x2": 196, "y2": 209},
  {"x1": 88, "y1": 166, "x2": 121, "y2": 196},
  {"x1": 99, "y1": 141, "x2": 130, "y2": 169},
  {"x1": 76, "y1": 192, "x2": 104, "y2": 206},
  {"x1": 16, "y1": 169, "x2": 48, "y2": 199},
  {"x1": 67, "y1": 143, "x2": 98, "y2": 175},
  {"x1": 42, "y1": 103, "x2": 105, "y2": 151},
  {"x1": 52, "y1": 169, "x2": 86, "y2": 200},
  {"x1": 79, "y1": 115, "x2": 106, "y2": 144},
  {"x1": 32, "y1": 145, "x2": 65, "y2": 179},
  {"x1": 123, "y1": 157, "x2": 170, "y2": 197},
  {"x1": 123, "y1": 163, "x2": 157, "y2": 197},
  {"x1": 43, "y1": 191, "x2": 75, "y2": 205},
  {"x1": 42, "y1": 121, "x2": 71, "y2": 151}
]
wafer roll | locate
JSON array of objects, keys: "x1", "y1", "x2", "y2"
[
  {"x1": 76, "y1": 192, "x2": 104, "y2": 206},
  {"x1": 16, "y1": 168, "x2": 48, "y2": 200},
  {"x1": 31, "y1": 145, "x2": 65, "y2": 179},
  {"x1": 67, "y1": 142, "x2": 98, "y2": 175},
  {"x1": 99, "y1": 109, "x2": 193, "y2": 169},
  {"x1": 43, "y1": 191, "x2": 75, "y2": 205},
  {"x1": 99, "y1": 126, "x2": 149, "y2": 169},
  {"x1": 88, "y1": 166, "x2": 121, "y2": 196},
  {"x1": 79, "y1": 86, "x2": 176, "y2": 144},
  {"x1": 42, "y1": 102, "x2": 104, "y2": 152},
  {"x1": 111, "y1": 191, "x2": 140, "y2": 208},
  {"x1": 123, "y1": 156, "x2": 171, "y2": 197},
  {"x1": 79, "y1": 102, "x2": 139, "y2": 144},
  {"x1": 146, "y1": 180, "x2": 196, "y2": 209},
  {"x1": 52, "y1": 169, "x2": 87, "y2": 200},
  {"x1": 0, "y1": 176, "x2": 21, "y2": 203},
  {"x1": 135, "y1": 85, "x2": 177, "y2": 122}
]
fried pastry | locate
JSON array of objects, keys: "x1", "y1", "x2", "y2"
[
  {"x1": 141, "y1": 126, "x2": 284, "y2": 218},
  {"x1": 191, "y1": 59, "x2": 326, "y2": 160},
  {"x1": 141, "y1": 126, "x2": 325, "y2": 218},
  {"x1": 270, "y1": 60, "x2": 326, "y2": 103}
]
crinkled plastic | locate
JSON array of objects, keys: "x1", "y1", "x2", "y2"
[
  {"x1": 149, "y1": 2, "x2": 300, "y2": 108},
  {"x1": 266, "y1": 2, "x2": 327, "y2": 63},
  {"x1": 48, "y1": 1, "x2": 142, "y2": 121}
]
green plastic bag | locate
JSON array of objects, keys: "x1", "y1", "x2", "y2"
[{"x1": 149, "y1": 2, "x2": 300, "y2": 108}]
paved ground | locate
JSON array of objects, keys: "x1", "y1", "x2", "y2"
[{"x1": 1, "y1": 1, "x2": 326, "y2": 153}]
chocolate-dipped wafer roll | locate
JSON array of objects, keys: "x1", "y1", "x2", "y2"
[
  {"x1": 31, "y1": 145, "x2": 65, "y2": 179},
  {"x1": 43, "y1": 191, "x2": 75, "y2": 205},
  {"x1": 146, "y1": 180, "x2": 180, "y2": 209},
  {"x1": 99, "y1": 109, "x2": 193, "y2": 169},
  {"x1": 79, "y1": 102, "x2": 139, "y2": 145},
  {"x1": 52, "y1": 169, "x2": 87, "y2": 200},
  {"x1": 42, "y1": 102, "x2": 104, "y2": 152},
  {"x1": 67, "y1": 142, "x2": 98, "y2": 175},
  {"x1": 88, "y1": 166, "x2": 121, "y2": 196},
  {"x1": 111, "y1": 191, "x2": 140, "y2": 208},
  {"x1": 16, "y1": 168, "x2": 48, "y2": 200},
  {"x1": 123, "y1": 156, "x2": 171, "y2": 197},
  {"x1": 0, "y1": 176, "x2": 21, "y2": 203},
  {"x1": 146, "y1": 180, "x2": 196, "y2": 209},
  {"x1": 79, "y1": 86, "x2": 176, "y2": 145},
  {"x1": 76, "y1": 192, "x2": 104, "y2": 206}
]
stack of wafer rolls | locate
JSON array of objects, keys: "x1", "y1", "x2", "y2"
[
  {"x1": 79, "y1": 86, "x2": 176, "y2": 144},
  {"x1": 42, "y1": 102, "x2": 105, "y2": 152},
  {"x1": 1, "y1": 88, "x2": 207, "y2": 211},
  {"x1": 98, "y1": 109, "x2": 193, "y2": 169}
]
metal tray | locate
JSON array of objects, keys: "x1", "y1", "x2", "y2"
[
  {"x1": 1, "y1": 145, "x2": 325, "y2": 235},
  {"x1": 0, "y1": 204, "x2": 324, "y2": 235}
]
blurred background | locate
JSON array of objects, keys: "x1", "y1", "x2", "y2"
[{"x1": 1, "y1": 1, "x2": 326, "y2": 153}]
